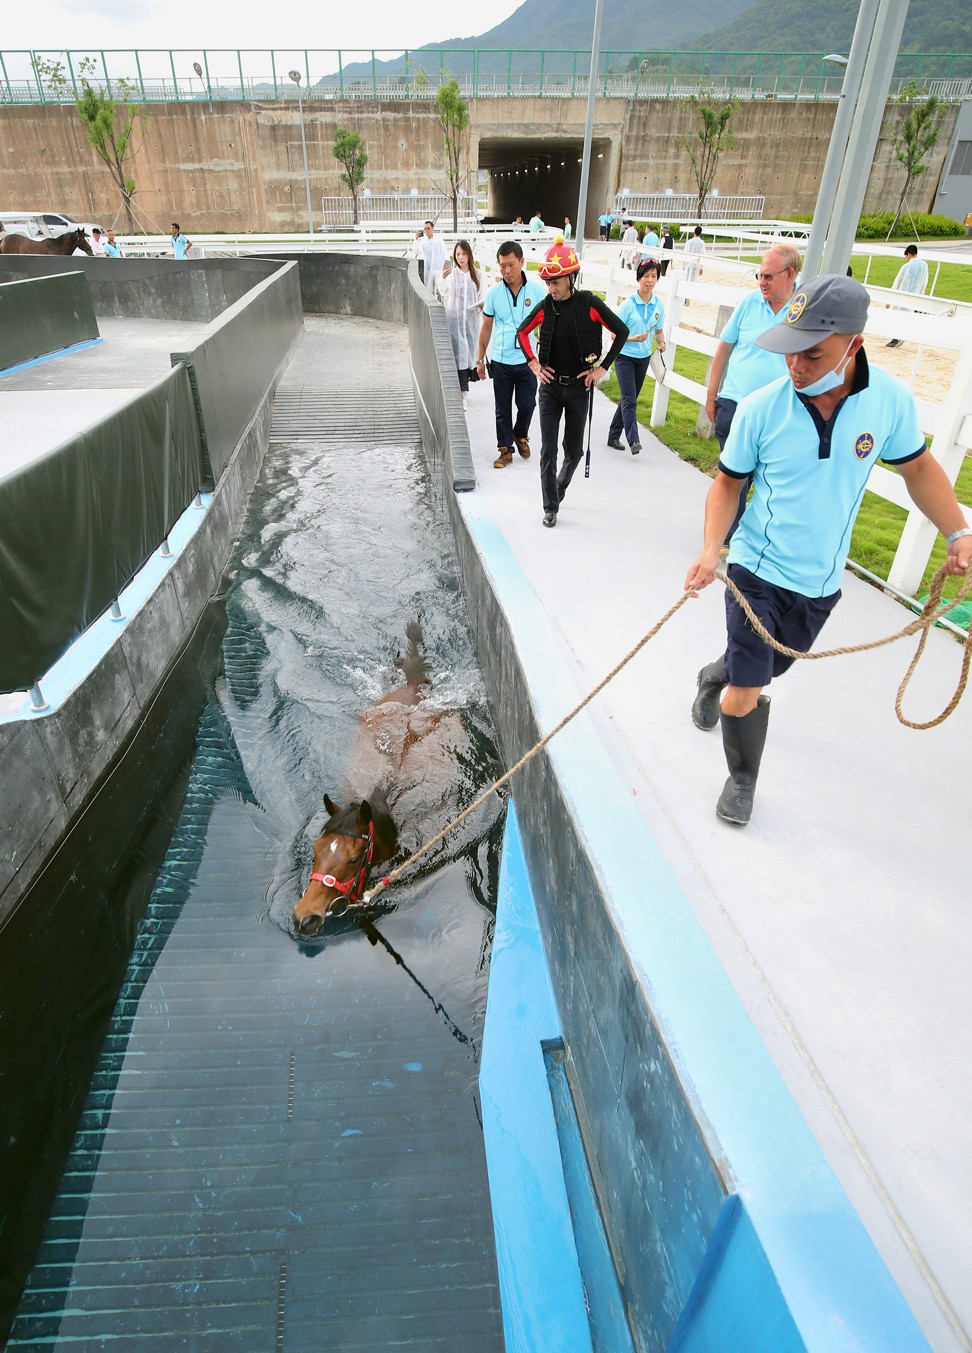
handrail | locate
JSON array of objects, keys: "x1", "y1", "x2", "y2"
[{"x1": 1, "y1": 47, "x2": 969, "y2": 105}]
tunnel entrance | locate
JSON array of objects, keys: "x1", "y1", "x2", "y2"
[{"x1": 478, "y1": 136, "x2": 613, "y2": 239}]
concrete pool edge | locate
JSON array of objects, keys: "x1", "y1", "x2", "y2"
[{"x1": 451, "y1": 495, "x2": 931, "y2": 1351}]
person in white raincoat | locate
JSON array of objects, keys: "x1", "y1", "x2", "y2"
[{"x1": 436, "y1": 239, "x2": 486, "y2": 409}]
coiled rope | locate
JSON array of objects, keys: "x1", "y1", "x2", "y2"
[{"x1": 363, "y1": 561, "x2": 972, "y2": 903}]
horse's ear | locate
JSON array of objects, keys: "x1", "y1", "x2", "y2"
[
  {"x1": 358, "y1": 799, "x2": 373, "y2": 825},
  {"x1": 323, "y1": 793, "x2": 341, "y2": 817}
]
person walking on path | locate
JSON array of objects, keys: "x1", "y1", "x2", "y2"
[
  {"x1": 528, "y1": 211, "x2": 545, "y2": 234},
  {"x1": 620, "y1": 219, "x2": 639, "y2": 269},
  {"x1": 436, "y1": 239, "x2": 486, "y2": 410},
  {"x1": 414, "y1": 220, "x2": 446, "y2": 293},
  {"x1": 639, "y1": 224, "x2": 661, "y2": 266},
  {"x1": 171, "y1": 223, "x2": 192, "y2": 259},
  {"x1": 607, "y1": 259, "x2": 666, "y2": 455},
  {"x1": 683, "y1": 225, "x2": 705, "y2": 302},
  {"x1": 515, "y1": 239, "x2": 628, "y2": 528},
  {"x1": 598, "y1": 208, "x2": 614, "y2": 241},
  {"x1": 102, "y1": 229, "x2": 122, "y2": 257},
  {"x1": 705, "y1": 243, "x2": 800, "y2": 537},
  {"x1": 964, "y1": 209, "x2": 972, "y2": 239},
  {"x1": 659, "y1": 225, "x2": 674, "y2": 277},
  {"x1": 89, "y1": 228, "x2": 106, "y2": 256},
  {"x1": 886, "y1": 243, "x2": 929, "y2": 348},
  {"x1": 563, "y1": 216, "x2": 572, "y2": 241},
  {"x1": 476, "y1": 240, "x2": 547, "y2": 468},
  {"x1": 684, "y1": 274, "x2": 972, "y2": 827}
]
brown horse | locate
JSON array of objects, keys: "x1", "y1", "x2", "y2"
[
  {"x1": 0, "y1": 227, "x2": 92, "y2": 256},
  {"x1": 294, "y1": 620, "x2": 454, "y2": 937}
]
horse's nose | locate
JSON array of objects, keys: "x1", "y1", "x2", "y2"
[{"x1": 295, "y1": 911, "x2": 323, "y2": 936}]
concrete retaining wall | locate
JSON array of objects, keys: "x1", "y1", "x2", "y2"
[{"x1": 0, "y1": 97, "x2": 956, "y2": 233}]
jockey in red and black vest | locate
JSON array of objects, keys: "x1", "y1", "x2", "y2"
[{"x1": 516, "y1": 238, "x2": 628, "y2": 528}]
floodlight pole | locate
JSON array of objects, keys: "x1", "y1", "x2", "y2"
[
  {"x1": 802, "y1": 0, "x2": 911, "y2": 280},
  {"x1": 575, "y1": 0, "x2": 606, "y2": 258},
  {"x1": 289, "y1": 70, "x2": 314, "y2": 236}
]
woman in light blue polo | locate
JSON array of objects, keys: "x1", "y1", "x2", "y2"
[{"x1": 607, "y1": 259, "x2": 666, "y2": 455}]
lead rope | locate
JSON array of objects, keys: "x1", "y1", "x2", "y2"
[{"x1": 363, "y1": 561, "x2": 972, "y2": 903}]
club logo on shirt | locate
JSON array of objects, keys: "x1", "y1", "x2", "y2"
[
  {"x1": 786, "y1": 292, "x2": 808, "y2": 323},
  {"x1": 854, "y1": 431, "x2": 875, "y2": 460},
  {"x1": 524, "y1": 298, "x2": 533, "y2": 309}
]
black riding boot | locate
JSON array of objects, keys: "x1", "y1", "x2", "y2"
[
  {"x1": 691, "y1": 655, "x2": 728, "y2": 731},
  {"x1": 716, "y1": 697, "x2": 770, "y2": 826}
]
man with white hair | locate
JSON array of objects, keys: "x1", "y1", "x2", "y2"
[
  {"x1": 686, "y1": 274, "x2": 971, "y2": 826},
  {"x1": 705, "y1": 242, "x2": 801, "y2": 538}
]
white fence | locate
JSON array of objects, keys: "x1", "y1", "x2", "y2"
[{"x1": 318, "y1": 194, "x2": 479, "y2": 231}]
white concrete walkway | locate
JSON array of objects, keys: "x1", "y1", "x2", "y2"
[{"x1": 458, "y1": 372, "x2": 971, "y2": 1353}]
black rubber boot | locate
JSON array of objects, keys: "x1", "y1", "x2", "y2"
[
  {"x1": 716, "y1": 697, "x2": 770, "y2": 826},
  {"x1": 691, "y1": 655, "x2": 728, "y2": 731}
]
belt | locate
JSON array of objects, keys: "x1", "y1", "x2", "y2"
[{"x1": 553, "y1": 373, "x2": 584, "y2": 386}]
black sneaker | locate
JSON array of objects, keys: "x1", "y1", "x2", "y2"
[
  {"x1": 543, "y1": 511, "x2": 557, "y2": 528},
  {"x1": 886, "y1": 339, "x2": 901, "y2": 348},
  {"x1": 630, "y1": 442, "x2": 642, "y2": 454},
  {"x1": 607, "y1": 437, "x2": 624, "y2": 450}
]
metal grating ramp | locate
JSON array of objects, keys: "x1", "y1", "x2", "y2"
[{"x1": 269, "y1": 388, "x2": 420, "y2": 445}]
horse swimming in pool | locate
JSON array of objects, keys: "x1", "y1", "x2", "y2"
[{"x1": 293, "y1": 619, "x2": 460, "y2": 936}]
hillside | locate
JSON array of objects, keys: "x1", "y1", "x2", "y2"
[
  {"x1": 686, "y1": 0, "x2": 972, "y2": 54},
  {"x1": 325, "y1": 0, "x2": 753, "y2": 85}
]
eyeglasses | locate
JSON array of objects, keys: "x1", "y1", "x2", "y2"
[{"x1": 755, "y1": 268, "x2": 790, "y2": 282}]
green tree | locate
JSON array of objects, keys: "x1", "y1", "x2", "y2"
[
  {"x1": 678, "y1": 91, "x2": 737, "y2": 219},
  {"x1": 435, "y1": 79, "x2": 470, "y2": 233},
  {"x1": 33, "y1": 56, "x2": 141, "y2": 231},
  {"x1": 886, "y1": 92, "x2": 945, "y2": 238},
  {"x1": 332, "y1": 128, "x2": 368, "y2": 225}
]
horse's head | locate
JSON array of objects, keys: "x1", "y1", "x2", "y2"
[
  {"x1": 72, "y1": 228, "x2": 93, "y2": 256},
  {"x1": 294, "y1": 793, "x2": 397, "y2": 937}
]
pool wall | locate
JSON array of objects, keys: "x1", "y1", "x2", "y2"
[{"x1": 0, "y1": 260, "x2": 301, "y2": 926}]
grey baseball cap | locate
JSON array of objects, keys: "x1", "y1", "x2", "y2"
[{"x1": 757, "y1": 274, "x2": 869, "y2": 354}]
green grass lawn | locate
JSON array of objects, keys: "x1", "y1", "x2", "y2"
[
  {"x1": 737, "y1": 253, "x2": 972, "y2": 304},
  {"x1": 603, "y1": 342, "x2": 972, "y2": 603}
]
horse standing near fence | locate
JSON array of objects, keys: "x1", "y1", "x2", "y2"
[{"x1": 0, "y1": 228, "x2": 93, "y2": 256}]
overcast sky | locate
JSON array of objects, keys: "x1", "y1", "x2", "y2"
[{"x1": 3, "y1": 0, "x2": 525, "y2": 64}]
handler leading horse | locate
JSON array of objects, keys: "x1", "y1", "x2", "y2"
[
  {"x1": 294, "y1": 621, "x2": 443, "y2": 937},
  {"x1": 0, "y1": 227, "x2": 93, "y2": 255}
]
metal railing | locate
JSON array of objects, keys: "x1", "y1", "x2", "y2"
[
  {"x1": 611, "y1": 193, "x2": 765, "y2": 222},
  {"x1": 1, "y1": 48, "x2": 970, "y2": 105}
]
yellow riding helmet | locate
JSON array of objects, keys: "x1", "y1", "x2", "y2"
[{"x1": 538, "y1": 238, "x2": 581, "y2": 279}]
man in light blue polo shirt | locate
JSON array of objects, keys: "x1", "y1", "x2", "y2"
[
  {"x1": 705, "y1": 243, "x2": 801, "y2": 537},
  {"x1": 685, "y1": 274, "x2": 972, "y2": 827},
  {"x1": 476, "y1": 240, "x2": 547, "y2": 469}
]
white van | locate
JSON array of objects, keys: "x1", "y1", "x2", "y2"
[{"x1": 40, "y1": 211, "x2": 105, "y2": 238}]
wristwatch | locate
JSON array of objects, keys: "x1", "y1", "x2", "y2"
[{"x1": 945, "y1": 527, "x2": 972, "y2": 544}]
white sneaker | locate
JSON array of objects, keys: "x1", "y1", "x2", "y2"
[{"x1": 462, "y1": 394, "x2": 468, "y2": 412}]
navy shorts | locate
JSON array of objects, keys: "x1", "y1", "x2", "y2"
[{"x1": 724, "y1": 564, "x2": 841, "y2": 688}]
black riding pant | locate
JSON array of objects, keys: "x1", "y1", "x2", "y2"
[{"x1": 538, "y1": 381, "x2": 589, "y2": 514}]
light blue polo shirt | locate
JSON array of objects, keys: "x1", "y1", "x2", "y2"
[
  {"x1": 172, "y1": 232, "x2": 189, "y2": 259},
  {"x1": 483, "y1": 274, "x2": 547, "y2": 365},
  {"x1": 719, "y1": 289, "x2": 790, "y2": 403},
  {"x1": 617, "y1": 292, "x2": 664, "y2": 360},
  {"x1": 722, "y1": 350, "x2": 925, "y2": 597}
]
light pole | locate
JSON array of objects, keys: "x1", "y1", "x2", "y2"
[
  {"x1": 289, "y1": 69, "x2": 314, "y2": 236},
  {"x1": 192, "y1": 59, "x2": 212, "y2": 112}
]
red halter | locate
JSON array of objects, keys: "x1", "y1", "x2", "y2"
[{"x1": 309, "y1": 820, "x2": 375, "y2": 905}]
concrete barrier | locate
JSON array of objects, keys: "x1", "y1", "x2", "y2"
[
  {"x1": 0, "y1": 255, "x2": 281, "y2": 322},
  {"x1": 0, "y1": 271, "x2": 99, "y2": 371}
]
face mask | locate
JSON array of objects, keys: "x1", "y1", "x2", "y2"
[{"x1": 799, "y1": 340, "x2": 855, "y2": 397}]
